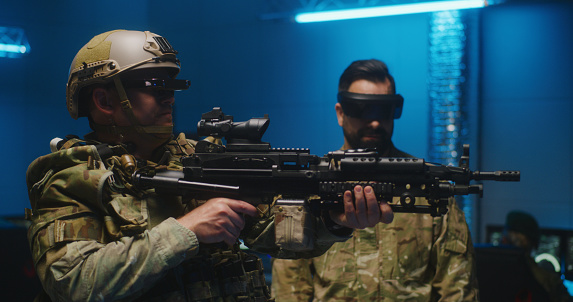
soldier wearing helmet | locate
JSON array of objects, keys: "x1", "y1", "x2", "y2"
[
  {"x1": 66, "y1": 30, "x2": 191, "y2": 158},
  {"x1": 25, "y1": 31, "x2": 393, "y2": 301}
]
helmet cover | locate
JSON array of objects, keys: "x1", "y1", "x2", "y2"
[{"x1": 66, "y1": 30, "x2": 182, "y2": 119}]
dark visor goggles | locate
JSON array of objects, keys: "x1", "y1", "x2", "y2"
[
  {"x1": 337, "y1": 91, "x2": 404, "y2": 120},
  {"x1": 122, "y1": 78, "x2": 191, "y2": 91}
]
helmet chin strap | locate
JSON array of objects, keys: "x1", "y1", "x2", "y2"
[{"x1": 89, "y1": 77, "x2": 173, "y2": 144}]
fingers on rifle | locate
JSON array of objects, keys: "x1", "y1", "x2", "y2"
[
  {"x1": 224, "y1": 225, "x2": 241, "y2": 246},
  {"x1": 353, "y1": 185, "x2": 367, "y2": 213},
  {"x1": 222, "y1": 199, "x2": 258, "y2": 232},
  {"x1": 353, "y1": 185, "x2": 370, "y2": 228},
  {"x1": 343, "y1": 190, "x2": 358, "y2": 227},
  {"x1": 211, "y1": 214, "x2": 241, "y2": 246},
  {"x1": 364, "y1": 186, "x2": 380, "y2": 226},
  {"x1": 220, "y1": 230, "x2": 238, "y2": 246},
  {"x1": 225, "y1": 207, "x2": 246, "y2": 231},
  {"x1": 378, "y1": 200, "x2": 394, "y2": 224},
  {"x1": 226, "y1": 199, "x2": 257, "y2": 217}
]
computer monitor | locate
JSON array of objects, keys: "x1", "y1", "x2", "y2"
[{"x1": 486, "y1": 225, "x2": 573, "y2": 295}]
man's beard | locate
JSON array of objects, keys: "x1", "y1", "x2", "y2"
[{"x1": 343, "y1": 126, "x2": 392, "y2": 154}]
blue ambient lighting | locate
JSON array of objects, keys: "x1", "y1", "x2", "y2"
[
  {"x1": 0, "y1": 43, "x2": 27, "y2": 54},
  {"x1": 295, "y1": 0, "x2": 486, "y2": 23},
  {"x1": 0, "y1": 26, "x2": 30, "y2": 57},
  {"x1": 564, "y1": 279, "x2": 573, "y2": 296}
]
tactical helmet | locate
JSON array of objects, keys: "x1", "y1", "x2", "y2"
[{"x1": 66, "y1": 30, "x2": 183, "y2": 120}]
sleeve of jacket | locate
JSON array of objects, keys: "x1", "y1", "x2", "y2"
[
  {"x1": 38, "y1": 218, "x2": 198, "y2": 301},
  {"x1": 431, "y1": 198, "x2": 479, "y2": 301},
  {"x1": 26, "y1": 147, "x2": 200, "y2": 301},
  {"x1": 271, "y1": 258, "x2": 315, "y2": 301}
]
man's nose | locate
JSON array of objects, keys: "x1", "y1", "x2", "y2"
[
  {"x1": 162, "y1": 95, "x2": 174, "y2": 105},
  {"x1": 368, "y1": 119, "x2": 381, "y2": 128},
  {"x1": 368, "y1": 117, "x2": 393, "y2": 129},
  {"x1": 158, "y1": 91, "x2": 175, "y2": 105}
]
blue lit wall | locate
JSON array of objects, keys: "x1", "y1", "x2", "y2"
[{"x1": 478, "y1": 0, "x2": 573, "y2": 240}]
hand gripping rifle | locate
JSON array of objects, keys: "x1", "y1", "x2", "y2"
[{"x1": 132, "y1": 107, "x2": 520, "y2": 217}]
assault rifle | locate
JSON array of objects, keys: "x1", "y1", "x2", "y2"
[{"x1": 132, "y1": 107, "x2": 520, "y2": 217}]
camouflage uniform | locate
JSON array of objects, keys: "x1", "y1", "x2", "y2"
[
  {"x1": 271, "y1": 145, "x2": 479, "y2": 301},
  {"x1": 26, "y1": 133, "x2": 351, "y2": 302}
]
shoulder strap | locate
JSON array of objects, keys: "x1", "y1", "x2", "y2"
[{"x1": 49, "y1": 135, "x2": 84, "y2": 152}]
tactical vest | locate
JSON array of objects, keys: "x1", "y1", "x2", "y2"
[{"x1": 26, "y1": 134, "x2": 273, "y2": 302}]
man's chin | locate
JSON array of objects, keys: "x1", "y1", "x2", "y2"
[
  {"x1": 153, "y1": 132, "x2": 173, "y2": 140},
  {"x1": 360, "y1": 138, "x2": 381, "y2": 147},
  {"x1": 360, "y1": 138, "x2": 391, "y2": 151}
]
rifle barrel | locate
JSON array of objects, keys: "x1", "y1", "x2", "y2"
[{"x1": 473, "y1": 171, "x2": 520, "y2": 181}]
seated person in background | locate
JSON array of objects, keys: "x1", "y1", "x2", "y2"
[{"x1": 503, "y1": 210, "x2": 572, "y2": 302}]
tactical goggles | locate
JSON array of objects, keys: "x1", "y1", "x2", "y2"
[
  {"x1": 337, "y1": 91, "x2": 404, "y2": 120},
  {"x1": 122, "y1": 78, "x2": 191, "y2": 91}
]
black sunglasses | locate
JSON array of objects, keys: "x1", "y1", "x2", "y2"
[
  {"x1": 122, "y1": 78, "x2": 191, "y2": 91},
  {"x1": 337, "y1": 91, "x2": 404, "y2": 120}
]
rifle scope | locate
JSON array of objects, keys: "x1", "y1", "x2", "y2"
[{"x1": 197, "y1": 107, "x2": 269, "y2": 141}]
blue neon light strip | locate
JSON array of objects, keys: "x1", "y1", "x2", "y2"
[
  {"x1": 295, "y1": 0, "x2": 486, "y2": 23},
  {"x1": 0, "y1": 43, "x2": 28, "y2": 54}
]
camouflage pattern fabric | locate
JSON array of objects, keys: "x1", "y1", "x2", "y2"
[
  {"x1": 243, "y1": 200, "x2": 353, "y2": 260},
  {"x1": 271, "y1": 146, "x2": 479, "y2": 302},
  {"x1": 25, "y1": 133, "x2": 274, "y2": 301}
]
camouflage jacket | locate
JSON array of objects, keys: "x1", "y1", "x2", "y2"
[
  {"x1": 25, "y1": 133, "x2": 349, "y2": 302},
  {"x1": 271, "y1": 146, "x2": 479, "y2": 302}
]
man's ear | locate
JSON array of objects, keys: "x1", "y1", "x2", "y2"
[
  {"x1": 335, "y1": 103, "x2": 345, "y2": 127},
  {"x1": 92, "y1": 87, "x2": 114, "y2": 114}
]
